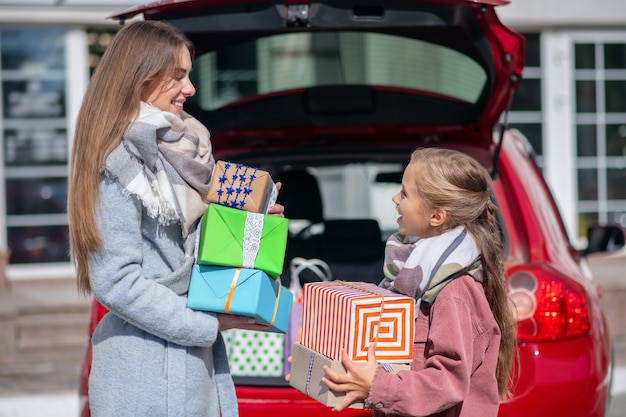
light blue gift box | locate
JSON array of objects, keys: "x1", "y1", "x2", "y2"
[{"x1": 187, "y1": 264, "x2": 293, "y2": 333}]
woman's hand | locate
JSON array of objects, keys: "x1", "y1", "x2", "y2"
[
  {"x1": 217, "y1": 314, "x2": 270, "y2": 332},
  {"x1": 267, "y1": 182, "x2": 285, "y2": 217},
  {"x1": 322, "y1": 343, "x2": 378, "y2": 412}
]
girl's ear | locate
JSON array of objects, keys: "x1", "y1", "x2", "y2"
[{"x1": 429, "y1": 208, "x2": 447, "y2": 228}]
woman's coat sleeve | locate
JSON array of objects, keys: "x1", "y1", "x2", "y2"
[{"x1": 88, "y1": 179, "x2": 220, "y2": 347}]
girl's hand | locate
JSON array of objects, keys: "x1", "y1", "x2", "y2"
[
  {"x1": 322, "y1": 343, "x2": 378, "y2": 411},
  {"x1": 217, "y1": 314, "x2": 270, "y2": 332},
  {"x1": 284, "y1": 355, "x2": 292, "y2": 382},
  {"x1": 267, "y1": 182, "x2": 285, "y2": 217}
]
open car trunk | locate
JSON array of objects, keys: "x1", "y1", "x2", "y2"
[{"x1": 112, "y1": 0, "x2": 525, "y2": 159}]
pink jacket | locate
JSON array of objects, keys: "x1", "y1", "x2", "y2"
[{"x1": 366, "y1": 275, "x2": 502, "y2": 417}]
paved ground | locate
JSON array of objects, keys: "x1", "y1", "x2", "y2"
[
  {"x1": 0, "y1": 366, "x2": 625, "y2": 417},
  {"x1": 0, "y1": 365, "x2": 80, "y2": 417},
  {"x1": 0, "y1": 393, "x2": 77, "y2": 417},
  {"x1": 608, "y1": 367, "x2": 626, "y2": 417}
]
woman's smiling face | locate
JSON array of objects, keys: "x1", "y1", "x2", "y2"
[{"x1": 143, "y1": 45, "x2": 195, "y2": 118}]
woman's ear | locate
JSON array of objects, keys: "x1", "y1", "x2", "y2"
[{"x1": 429, "y1": 208, "x2": 447, "y2": 228}]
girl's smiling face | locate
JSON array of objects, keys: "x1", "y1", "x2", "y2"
[
  {"x1": 143, "y1": 46, "x2": 195, "y2": 118},
  {"x1": 392, "y1": 162, "x2": 444, "y2": 238}
]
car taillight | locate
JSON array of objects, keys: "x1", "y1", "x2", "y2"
[{"x1": 508, "y1": 266, "x2": 590, "y2": 342}]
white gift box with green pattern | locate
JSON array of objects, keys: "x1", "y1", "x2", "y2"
[{"x1": 222, "y1": 329, "x2": 285, "y2": 377}]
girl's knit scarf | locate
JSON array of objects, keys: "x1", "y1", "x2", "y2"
[
  {"x1": 380, "y1": 226, "x2": 482, "y2": 312},
  {"x1": 103, "y1": 102, "x2": 215, "y2": 236}
]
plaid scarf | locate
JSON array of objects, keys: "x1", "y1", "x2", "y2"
[
  {"x1": 103, "y1": 102, "x2": 215, "y2": 236},
  {"x1": 380, "y1": 227, "x2": 482, "y2": 312}
]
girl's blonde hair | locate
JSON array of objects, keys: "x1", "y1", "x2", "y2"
[
  {"x1": 68, "y1": 20, "x2": 194, "y2": 295},
  {"x1": 409, "y1": 147, "x2": 516, "y2": 398}
]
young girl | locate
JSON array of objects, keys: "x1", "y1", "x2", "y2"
[
  {"x1": 68, "y1": 21, "x2": 281, "y2": 417},
  {"x1": 322, "y1": 147, "x2": 516, "y2": 417}
]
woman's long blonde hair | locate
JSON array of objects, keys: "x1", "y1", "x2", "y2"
[
  {"x1": 409, "y1": 147, "x2": 516, "y2": 398},
  {"x1": 68, "y1": 20, "x2": 194, "y2": 295}
]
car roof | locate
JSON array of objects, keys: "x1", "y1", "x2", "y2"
[{"x1": 110, "y1": 0, "x2": 524, "y2": 152}]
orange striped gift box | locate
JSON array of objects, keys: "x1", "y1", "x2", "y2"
[{"x1": 300, "y1": 281, "x2": 414, "y2": 363}]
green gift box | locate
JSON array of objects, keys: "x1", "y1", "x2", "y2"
[
  {"x1": 198, "y1": 203, "x2": 288, "y2": 279},
  {"x1": 222, "y1": 329, "x2": 285, "y2": 377}
]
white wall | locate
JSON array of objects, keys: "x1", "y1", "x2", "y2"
[
  {"x1": 0, "y1": 0, "x2": 137, "y2": 25},
  {"x1": 498, "y1": 0, "x2": 626, "y2": 28}
]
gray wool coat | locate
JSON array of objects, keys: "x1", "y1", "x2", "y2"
[{"x1": 88, "y1": 178, "x2": 237, "y2": 417}]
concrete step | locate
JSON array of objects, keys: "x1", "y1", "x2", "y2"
[{"x1": 0, "y1": 279, "x2": 89, "y2": 376}]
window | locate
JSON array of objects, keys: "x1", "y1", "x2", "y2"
[
  {"x1": 1, "y1": 28, "x2": 70, "y2": 263},
  {"x1": 0, "y1": 27, "x2": 116, "y2": 269},
  {"x1": 508, "y1": 33, "x2": 543, "y2": 161},
  {"x1": 87, "y1": 29, "x2": 116, "y2": 76},
  {"x1": 574, "y1": 39, "x2": 626, "y2": 236},
  {"x1": 190, "y1": 31, "x2": 488, "y2": 111}
]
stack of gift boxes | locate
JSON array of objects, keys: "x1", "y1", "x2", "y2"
[
  {"x1": 187, "y1": 160, "x2": 292, "y2": 377},
  {"x1": 187, "y1": 161, "x2": 417, "y2": 408}
]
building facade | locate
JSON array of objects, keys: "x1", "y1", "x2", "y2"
[
  {"x1": 499, "y1": 0, "x2": 626, "y2": 250},
  {"x1": 0, "y1": 0, "x2": 624, "y2": 285}
]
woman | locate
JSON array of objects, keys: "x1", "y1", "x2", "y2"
[{"x1": 68, "y1": 20, "x2": 281, "y2": 417}]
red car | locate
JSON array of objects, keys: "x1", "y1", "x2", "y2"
[{"x1": 79, "y1": 1, "x2": 622, "y2": 416}]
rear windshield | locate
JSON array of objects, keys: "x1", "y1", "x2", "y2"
[{"x1": 190, "y1": 31, "x2": 487, "y2": 110}]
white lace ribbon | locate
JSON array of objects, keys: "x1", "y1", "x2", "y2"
[{"x1": 242, "y1": 211, "x2": 264, "y2": 268}]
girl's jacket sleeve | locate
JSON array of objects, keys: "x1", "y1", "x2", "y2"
[{"x1": 365, "y1": 277, "x2": 499, "y2": 416}]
